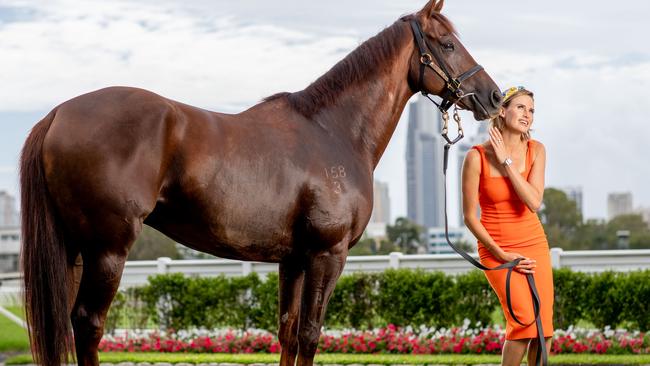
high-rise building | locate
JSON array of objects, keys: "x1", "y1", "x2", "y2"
[
  {"x1": 0, "y1": 191, "x2": 19, "y2": 227},
  {"x1": 369, "y1": 180, "x2": 391, "y2": 224},
  {"x1": 406, "y1": 96, "x2": 445, "y2": 229},
  {"x1": 560, "y1": 186, "x2": 584, "y2": 220},
  {"x1": 607, "y1": 192, "x2": 633, "y2": 221}
]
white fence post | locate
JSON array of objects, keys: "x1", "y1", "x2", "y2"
[
  {"x1": 389, "y1": 252, "x2": 402, "y2": 269},
  {"x1": 242, "y1": 261, "x2": 252, "y2": 276},
  {"x1": 550, "y1": 248, "x2": 562, "y2": 269},
  {"x1": 157, "y1": 257, "x2": 172, "y2": 274}
]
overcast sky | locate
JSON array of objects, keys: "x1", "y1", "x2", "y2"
[{"x1": 1, "y1": 0, "x2": 649, "y2": 222}]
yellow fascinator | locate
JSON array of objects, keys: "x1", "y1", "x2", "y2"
[{"x1": 501, "y1": 86, "x2": 526, "y2": 103}]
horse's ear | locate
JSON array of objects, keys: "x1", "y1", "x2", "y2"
[
  {"x1": 434, "y1": 0, "x2": 444, "y2": 12},
  {"x1": 420, "y1": 0, "x2": 444, "y2": 17}
]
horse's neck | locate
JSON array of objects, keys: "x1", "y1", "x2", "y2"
[{"x1": 318, "y1": 35, "x2": 415, "y2": 169}]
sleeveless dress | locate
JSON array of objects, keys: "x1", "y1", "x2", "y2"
[{"x1": 472, "y1": 139, "x2": 554, "y2": 340}]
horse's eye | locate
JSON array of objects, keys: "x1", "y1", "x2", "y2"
[{"x1": 442, "y1": 42, "x2": 455, "y2": 52}]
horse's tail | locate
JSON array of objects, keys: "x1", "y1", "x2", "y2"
[{"x1": 20, "y1": 109, "x2": 73, "y2": 366}]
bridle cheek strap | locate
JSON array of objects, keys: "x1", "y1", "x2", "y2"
[{"x1": 409, "y1": 20, "x2": 483, "y2": 115}]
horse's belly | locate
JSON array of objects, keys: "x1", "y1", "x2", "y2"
[{"x1": 145, "y1": 200, "x2": 296, "y2": 262}]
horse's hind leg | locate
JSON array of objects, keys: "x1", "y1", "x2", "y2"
[
  {"x1": 296, "y1": 242, "x2": 348, "y2": 366},
  {"x1": 70, "y1": 219, "x2": 141, "y2": 366},
  {"x1": 71, "y1": 248, "x2": 129, "y2": 365}
]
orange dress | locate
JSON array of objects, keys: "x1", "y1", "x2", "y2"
[{"x1": 472, "y1": 139, "x2": 554, "y2": 340}]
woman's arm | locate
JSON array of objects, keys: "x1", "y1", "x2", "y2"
[
  {"x1": 462, "y1": 149, "x2": 537, "y2": 272},
  {"x1": 489, "y1": 128, "x2": 546, "y2": 212},
  {"x1": 462, "y1": 149, "x2": 507, "y2": 260}
]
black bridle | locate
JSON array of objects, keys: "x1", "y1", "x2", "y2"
[
  {"x1": 409, "y1": 19, "x2": 484, "y2": 145},
  {"x1": 408, "y1": 19, "x2": 548, "y2": 366}
]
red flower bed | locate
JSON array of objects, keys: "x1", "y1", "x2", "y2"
[{"x1": 98, "y1": 325, "x2": 650, "y2": 355}]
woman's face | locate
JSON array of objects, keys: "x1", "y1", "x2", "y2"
[{"x1": 500, "y1": 94, "x2": 534, "y2": 135}]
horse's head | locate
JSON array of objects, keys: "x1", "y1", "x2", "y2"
[{"x1": 406, "y1": 0, "x2": 502, "y2": 121}]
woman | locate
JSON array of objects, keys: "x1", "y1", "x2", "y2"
[{"x1": 461, "y1": 86, "x2": 553, "y2": 365}]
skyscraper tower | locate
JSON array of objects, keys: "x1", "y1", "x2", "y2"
[
  {"x1": 406, "y1": 96, "x2": 445, "y2": 229},
  {"x1": 607, "y1": 192, "x2": 633, "y2": 221}
]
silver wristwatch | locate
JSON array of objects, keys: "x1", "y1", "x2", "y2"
[{"x1": 502, "y1": 157, "x2": 513, "y2": 167}]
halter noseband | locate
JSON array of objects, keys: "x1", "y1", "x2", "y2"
[{"x1": 408, "y1": 19, "x2": 484, "y2": 144}]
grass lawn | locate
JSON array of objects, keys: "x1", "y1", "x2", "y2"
[
  {"x1": 6, "y1": 353, "x2": 650, "y2": 365},
  {"x1": 0, "y1": 308, "x2": 29, "y2": 352},
  {"x1": 5, "y1": 305, "x2": 25, "y2": 319}
]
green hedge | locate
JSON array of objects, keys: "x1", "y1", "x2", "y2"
[{"x1": 105, "y1": 268, "x2": 650, "y2": 333}]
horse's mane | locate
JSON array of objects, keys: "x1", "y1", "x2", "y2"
[{"x1": 264, "y1": 13, "x2": 456, "y2": 118}]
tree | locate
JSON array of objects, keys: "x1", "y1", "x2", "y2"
[
  {"x1": 349, "y1": 237, "x2": 398, "y2": 256},
  {"x1": 386, "y1": 217, "x2": 424, "y2": 254},
  {"x1": 128, "y1": 225, "x2": 181, "y2": 260},
  {"x1": 571, "y1": 219, "x2": 608, "y2": 250},
  {"x1": 538, "y1": 188, "x2": 582, "y2": 249},
  {"x1": 607, "y1": 214, "x2": 650, "y2": 249}
]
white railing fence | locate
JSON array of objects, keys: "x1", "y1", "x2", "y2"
[{"x1": 2, "y1": 248, "x2": 650, "y2": 304}]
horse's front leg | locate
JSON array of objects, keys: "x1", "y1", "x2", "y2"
[
  {"x1": 296, "y1": 242, "x2": 348, "y2": 366},
  {"x1": 278, "y1": 259, "x2": 305, "y2": 366}
]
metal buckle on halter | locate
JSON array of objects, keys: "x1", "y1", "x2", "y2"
[
  {"x1": 447, "y1": 79, "x2": 461, "y2": 91},
  {"x1": 420, "y1": 53, "x2": 433, "y2": 65}
]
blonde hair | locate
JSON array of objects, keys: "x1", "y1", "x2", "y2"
[{"x1": 490, "y1": 88, "x2": 534, "y2": 141}]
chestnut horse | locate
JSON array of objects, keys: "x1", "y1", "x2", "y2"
[{"x1": 20, "y1": 1, "x2": 500, "y2": 365}]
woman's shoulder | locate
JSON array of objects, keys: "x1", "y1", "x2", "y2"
[
  {"x1": 470, "y1": 141, "x2": 491, "y2": 151},
  {"x1": 466, "y1": 142, "x2": 487, "y2": 158},
  {"x1": 464, "y1": 147, "x2": 481, "y2": 165},
  {"x1": 528, "y1": 139, "x2": 546, "y2": 161},
  {"x1": 529, "y1": 139, "x2": 546, "y2": 153}
]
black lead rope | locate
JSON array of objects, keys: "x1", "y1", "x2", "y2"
[{"x1": 442, "y1": 143, "x2": 548, "y2": 366}]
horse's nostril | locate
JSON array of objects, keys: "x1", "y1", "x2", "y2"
[{"x1": 491, "y1": 90, "x2": 503, "y2": 107}]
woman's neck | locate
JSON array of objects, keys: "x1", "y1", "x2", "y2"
[{"x1": 500, "y1": 128, "x2": 526, "y2": 151}]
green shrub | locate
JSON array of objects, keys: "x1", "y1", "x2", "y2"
[
  {"x1": 106, "y1": 268, "x2": 650, "y2": 332},
  {"x1": 553, "y1": 269, "x2": 589, "y2": 329},
  {"x1": 452, "y1": 270, "x2": 500, "y2": 326},
  {"x1": 249, "y1": 272, "x2": 279, "y2": 332},
  {"x1": 619, "y1": 270, "x2": 650, "y2": 330},
  {"x1": 585, "y1": 271, "x2": 625, "y2": 328},
  {"x1": 376, "y1": 269, "x2": 455, "y2": 328},
  {"x1": 326, "y1": 272, "x2": 378, "y2": 329}
]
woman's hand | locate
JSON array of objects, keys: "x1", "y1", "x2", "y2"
[
  {"x1": 497, "y1": 251, "x2": 537, "y2": 274},
  {"x1": 489, "y1": 127, "x2": 508, "y2": 165}
]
